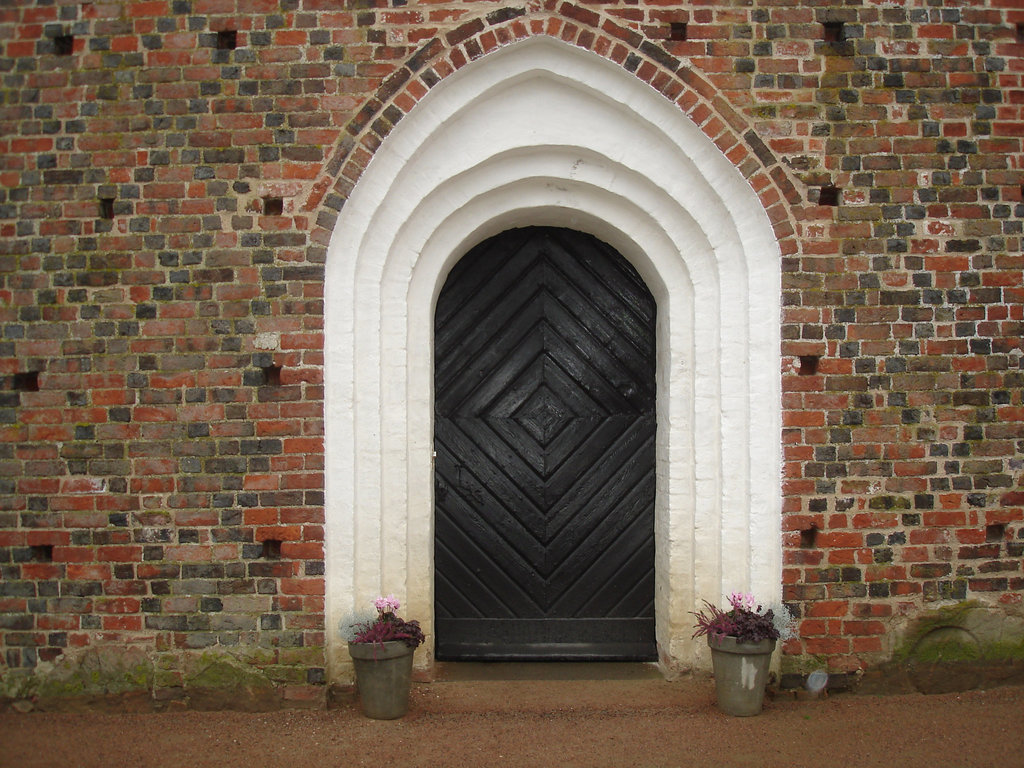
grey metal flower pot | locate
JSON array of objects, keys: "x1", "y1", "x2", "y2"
[
  {"x1": 348, "y1": 641, "x2": 415, "y2": 719},
  {"x1": 707, "y1": 635, "x2": 776, "y2": 716}
]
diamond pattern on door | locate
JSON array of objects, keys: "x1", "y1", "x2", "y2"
[{"x1": 434, "y1": 227, "x2": 656, "y2": 659}]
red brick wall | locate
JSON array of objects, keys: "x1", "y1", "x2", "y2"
[{"x1": 1, "y1": 0, "x2": 1022, "y2": 703}]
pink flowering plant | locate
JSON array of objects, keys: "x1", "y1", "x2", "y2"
[
  {"x1": 341, "y1": 594, "x2": 425, "y2": 649},
  {"x1": 692, "y1": 591, "x2": 789, "y2": 644}
]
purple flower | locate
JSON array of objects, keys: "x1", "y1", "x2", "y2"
[
  {"x1": 692, "y1": 592, "x2": 781, "y2": 644},
  {"x1": 373, "y1": 594, "x2": 401, "y2": 615},
  {"x1": 728, "y1": 591, "x2": 757, "y2": 612},
  {"x1": 346, "y1": 594, "x2": 424, "y2": 649}
]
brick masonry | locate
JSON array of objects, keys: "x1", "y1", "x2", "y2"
[{"x1": 1, "y1": 0, "x2": 1022, "y2": 704}]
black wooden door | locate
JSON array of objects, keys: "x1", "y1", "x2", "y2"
[{"x1": 434, "y1": 227, "x2": 656, "y2": 660}]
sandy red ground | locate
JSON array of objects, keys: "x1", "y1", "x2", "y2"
[{"x1": 2, "y1": 677, "x2": 1022, "y2": 767}]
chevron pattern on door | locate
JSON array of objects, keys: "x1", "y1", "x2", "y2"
[{"x1": 434, "y1": 227, "x2": 657, "y2": 660}]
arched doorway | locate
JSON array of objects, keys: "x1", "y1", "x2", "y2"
[
  {"x1": 323, "y1": 36, "x2": 783, "y2": 681},
  {"x1": 434, "y1": 227, "x2": 657, "y2": 660}
]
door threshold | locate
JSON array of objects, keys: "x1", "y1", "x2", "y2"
[{"x1": 429, "y1": 661, "x2": 664, "y2": 682}]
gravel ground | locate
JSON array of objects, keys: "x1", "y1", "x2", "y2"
[{"x1": 2, "y1": 677, "x2": 1022, "y2": 768}]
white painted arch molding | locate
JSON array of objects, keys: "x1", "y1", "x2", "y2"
[{"x1": 324, "y1": 35, "x2": 782, "y2": 679}]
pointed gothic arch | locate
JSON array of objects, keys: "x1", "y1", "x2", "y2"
[{"x1": 322, "y1": 35, "x2": 783, "y2": 680}]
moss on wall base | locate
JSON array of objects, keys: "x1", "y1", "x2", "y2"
[
  {"x1": 0, "y1": 648, "x2": 325, "y2": 713},
  {"x1": 860, "y1": 602, "x2": 1024, "y2": 695}
]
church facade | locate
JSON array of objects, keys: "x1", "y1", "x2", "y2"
[{"x1": 1, "y1": 0, "x2": 1022, "y2": 706}]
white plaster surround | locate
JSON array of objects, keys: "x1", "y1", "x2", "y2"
[{"x1": 323, "y1": 36, "x2": 782, "y2": 680}]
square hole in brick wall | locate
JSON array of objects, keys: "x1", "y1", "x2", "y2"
[
  {"x1": 263, "y1": 196, "x2": 284, "y2": 216},
  {"x1": 800, "y1": 526, "x2": 818, "y2": 548},
  {"x1": 31, "y1": 544, "x2": 54, "y2": 562},
  {"x1": 823, "y1": 22, "x2": 844, "y2": 43},
  {"x1": 798, "y1": 355, "x2": 820, "y2": 376},
  {"x1": 986, "y1": 523, "x2": 1005, "y2": 542},
  {"x1": 262, "y1": 539, "x2": 282, "y2": 559},
  {"x1": 98, "y1": 197, "x2": 115, "y2": 219},
  {"x1": 54, "y1": 34, "x2": 74, "y2": 56},
  {"x1": 669, "y1": 22, "x2": 688, "y2": 41},
  {"x1": 13, "y1": 371, "x2": 40, "y2": 392},
  {"x1": 1017, "y1": 23, "x2": 1024, "y2": 44},
  {"x1": 261, "y1": 364, "x2": 282, "y2": 386},
  {"x1": 817, "y1": 186, "x2": 840, "y2": 206},
  {"x1": 216, "y1": 29, "x2": 238, "y2": 50}
]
